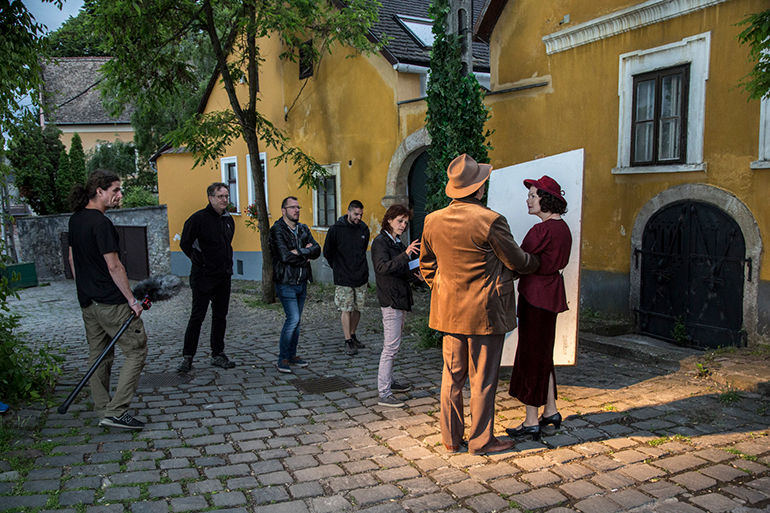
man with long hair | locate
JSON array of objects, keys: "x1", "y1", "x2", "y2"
[{"x1": 68, "y1": 170, "x2": 147, "y2": 430}]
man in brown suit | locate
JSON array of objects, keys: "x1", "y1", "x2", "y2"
[{"x1": 420, "y1": 154, "x2": 540, "y2": 455}]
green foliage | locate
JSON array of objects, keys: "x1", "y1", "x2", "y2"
[
  {"x1": 719, "y1": 389, "x2": 742, "y2": 404},
  {"x1": 737, "y1": 10, "x2": 770, "y2": 101},
  {"x1": 0, "y1": 256, "x2": 63, "y2": 406},
  {"x1": 410, "y1": 315, "x2": 443, "y2": 349},
  {"x1": 7, "y1": 120, "x2": 65, "y2": 215},
  {"x1": 54, "y1": 148, "x2": 73, "y2": 212},
  {"x1": 121, "y1": 186, "x2": 158, "y2": 208},
  {"x1": 671, "y1": 316, "x2": 689, "y2": 346},
  {"x1": 69, "y1": 133, "x2": 87, "y2": 186},
  {"x1": 424, "y1": 0, "x2": 493, "y2": 213},
  {"x1": 86, "y1": 139, "x2": 138, "y2": 180},
  {"x1": 47, "y1": 9, "x2": 108, "y2": 57},
  {"x1": 0, "y1": 0, "x2": 60, "y2": 149}
]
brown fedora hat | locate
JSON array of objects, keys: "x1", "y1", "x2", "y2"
[{"x1": 445, "y1": 154, "x2": 493, "y2": 199}]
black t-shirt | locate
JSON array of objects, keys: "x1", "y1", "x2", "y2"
[{"x1": 69, "y1": 208, "x2": 125, "y2": 308}]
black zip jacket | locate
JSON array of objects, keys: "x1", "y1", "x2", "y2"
[
  {"x1": 322, "y1": 215, "x2": 370, "y2": 287},
  {"x1": 269, "y1": 217, "x2": 321, "y2": 284},
  {"x1": 180, "y1": 203, "x2": 234, "y2": 276},
  {"x1": 371, "y1": 230, "x2": 415, "y2": 311}
]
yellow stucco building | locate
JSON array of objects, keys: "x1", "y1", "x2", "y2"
[{"x1": 476, "y1": 0, "x2": 770, "y2": 347}]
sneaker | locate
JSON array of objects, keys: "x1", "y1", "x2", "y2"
[
  {"x1": 351, "y1": 334, "x2": 366, "y2": 349},
  {"x1": 344, "y1": 339, "x2": 358, "y2": 355},
  {"x1": 0, "y1": 401, "x2": 8, "y2": 413},
  {"x1": 277, "y1": 359, "x2": 292, "y2": 373},
  {"x1": 99, "y1": 412, "x2": 144, "y2": 430},
  {"x1": 176, "y1": 356, "x2": 193, "y2": 373},
  {"x1": 211, "y1": 353, "x2": 236, "y2": 369},
  {"x1": 378, "y1": 395, "x2": 405, "y2": 408},
  {"x1": 390, "y1": 381, "x2": 412, "y2": 393},
  {"x1": 289, "y1": 356, "x2": 308, "y2": 367}
]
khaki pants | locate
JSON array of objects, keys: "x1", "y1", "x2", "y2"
[
  {"x1": 441, "y1": 333, "x2": 504, "y2": 454},
  {"x1": 82, "y1": 302, "x2": 147, "y2": 418}
]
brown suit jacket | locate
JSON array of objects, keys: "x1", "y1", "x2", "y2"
[{"x1": 420, "y1": 198, "x2": 540, "y2": 335}]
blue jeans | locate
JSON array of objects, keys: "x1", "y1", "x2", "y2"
[{"x1": 275, "y1": 282, "x2": 307, "y2": 363}]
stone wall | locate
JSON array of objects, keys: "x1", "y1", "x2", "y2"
[{"x1": 17, "y1": 205, "x2": 171, "y2": 280}]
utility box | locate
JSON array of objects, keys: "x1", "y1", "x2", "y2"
[{"x1": 1, "y1": 262, "x2": 39, "y2": 289}]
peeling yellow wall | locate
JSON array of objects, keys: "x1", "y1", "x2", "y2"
[{"x1": 486, "y1": 0, "x2": 769, "y2": 279}]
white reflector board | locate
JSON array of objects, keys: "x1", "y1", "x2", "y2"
[{"x1": 487, "y1": 149, "x2": 584, "y2": 366}]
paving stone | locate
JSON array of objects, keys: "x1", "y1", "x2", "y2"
[
  {"x1": 311, "y1": 495, "x2": 352, "y2": 513},
  {"x1": 148, "y1": 483, "x2": 184, "y2": 498},
  {"x1": 59, "y1": 490, "x2": 95, "y2": 506},
  {"x1": 559, "y1": 480, "x2": 605, "y2": 499},
  {"x1": 170, "y1": 495, "x2": 209, "y2": 512},
  {"x1": 653, "y1": 454, "x2": 708, "y2": 473},
  {"x1": 130, "y1": 501, "x2": 168, "y2": 513},
  {"x1": 591, "y1": 470, "x2": 635, "y2": 490},
  {"x1": 187, "y1": 480, "x2": 223, "y2": 494},
  {"x1": 512, "y1": 488, "x2": 567, "y2": 510},
  {"x1": 489, "y1": 477, "x2": 530, "y2": 495},
  {"x1": 376, "y1": 465, "x2": 420, "y2": 482},
  {"x1": 211, "y1": 492, "x2": 247, "y2": 507},
  {"x1": 521, "y1": 470, "x2": 561, "y2": 487},
  {"x1": 463, "y1": 492, "x2": 509, "y2": 513},
  {"x1": 400, "y1": 492, "x2": 455, "y2": 513},
  {"x1": 731, "y1": 459, "x2": 767, "y2": 474},
  {"x1": 584, "y1": 455, "x2": 624, "y2": 472},
  {"x1": 639, "y1": 480, "x2": 685, "y2": 498},
  {"x1": 689, "y1": 492, "x2": 743, "y2": 512},
  {"x1": 23, "y1": 479, "x2": 60, "y2": 492},
  {"x1": 86, "y1": 505, "x2": 125, "y2": 513},
  {"x1": 699, "y1": 463, "x2": 748, "y2": 482},
  {"x1": 722, "y1": 484, "x2": 768, "y2": 503},
  {"x1": 447, "y1": 479, "x2": 487, "y2": 498},
  {"x1": 252, "y1": 500, "x2": 309, "y2": 513},
  {"x1": 110, "y1": 471, "x2": 162, "y2": 485},
  {"x1": 671, "y1": 471, "x2": 717, "y2": 491},
  {"x1": 104, "y1": 487, "x2": 141, "y2": 501},
  {"x1": 203, "y1": 464, "x2": 250, "y2": 479},
  {"x1": 694, "y1": 448, "x2": 734, "y2": 463},
  {"x1": 551, "y1": 463, "x2": 593, "y2": 481},
  {"x1": 251, "y1": 486, "x2": 290, "y2": 505},
  {"x1": 290, "y1": 481, "x2": 325, "y2": 499},
  {"x1": 349, "y1": 484, "x2": 403, "y2": 505},
  {"x1": 574, "y1": 496, "x2": 622, "y2": 513},
  {"x1": 467, "y1": 462, "x2": 518, "y2": 481},
  {"x1": 258, "y1": 470, "x2": 293, "y2": 486},
  {"x1": 0, "y1": 495, "x2": 50, "y2": 509},
  {"x1": 63, "y1": 476, "x2": 101, "y2": 489},
  {"x1": 27, "y1": 468, "x2": 62, "y2": 480},
  {"x1": 430, "y1": 467, "x2": 469, "y2": 485},
  {"x1": 612, "y1": 449, "x2": 648, "y2": 464},
  {"x1": 619, "y1": 463, "x2": 667, "y2": 481},
  {"x1": 295, "y1": 464, "x2": 344, "y2": 481},
  {"x1": 606, "y1": 488, "x2": 654, "y2": 509},
  {"x1": 400, "y1": 477, "x2": 440, "y2": 495}
]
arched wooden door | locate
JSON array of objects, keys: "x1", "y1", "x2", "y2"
[
  {"x1": 637, "y1": 201, "x2": 748, "y2": 348},
  {"x1": 407, "y1": 151, "x2": 429, "y2": 244}
]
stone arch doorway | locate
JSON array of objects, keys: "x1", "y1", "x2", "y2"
[
  {"x1": 630, "y1": 184, "x2": 762, "y2": 345},
  {"x1": 382, "y1": 128, "x2": 431, "y2": 217}
]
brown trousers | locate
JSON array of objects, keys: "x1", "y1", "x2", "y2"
[
  {"x1": 82, "y1": 302, "x2": 148, "y2": 418},
  {"x1": 441, "y1": 333, "x2": 504, "y2": 453}
]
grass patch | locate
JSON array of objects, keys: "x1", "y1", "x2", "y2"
[
  {"x1": 601, "y1": 403, "x2": 617, "y2": 412},
  {"x1": 243, "y1": 298, "x2": 282, "y2": 311},
  {"x1": 408, "y1": 315, "x2": 442, "y2": 349},
  {"x1": 718, "y1": 390, "x2": 742, "y2": 404},
  {"x1": 725, "y1": 448, "x2": 758, "y2": 461},
  {"x1": 648, "y1": 434, "x2": 691, "y2": 447}
]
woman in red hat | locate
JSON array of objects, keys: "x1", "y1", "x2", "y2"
[{"x1": 506, "y1": 175, "x2": 572, "y2": 441}]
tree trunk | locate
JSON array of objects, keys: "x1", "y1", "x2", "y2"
[{"x1": 244, "y1": 133, "x2": 275, "y2": 303}]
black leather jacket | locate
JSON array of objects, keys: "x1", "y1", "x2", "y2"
[
  {"x1": 371, "y1": 230, "x2": 414, "y2": 311},
  {"x1": 269, "y1": 217, "x2": 321, "y2": 284},
  {"x1": 180, "y1": 204, "x2": 234, "y2": 276}
]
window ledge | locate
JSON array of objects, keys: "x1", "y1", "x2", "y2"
[
  {"x1": 312, "y1": 226, "x2": 330, "y2": 232},
  {"x1": 612, "y1": 163, "x2": 706, "y2": 175},
  {"x1": 750, "y1": 160, "x2": 770, "y2": 170}
]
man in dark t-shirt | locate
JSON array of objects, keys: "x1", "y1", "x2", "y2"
[{"x1": 68, "y1": 170, "x2": 148, "y2": 430}]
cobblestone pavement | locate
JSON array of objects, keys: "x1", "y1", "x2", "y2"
[{"x1": 2, "y1": 280, "x2": 770, "y2": 513}]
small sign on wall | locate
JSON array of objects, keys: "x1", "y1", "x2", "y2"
[{"x1": 487, "y1": 149, "x2": 585, "y2": 366}]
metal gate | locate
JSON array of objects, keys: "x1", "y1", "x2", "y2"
[
  {"x1": 636, "y1": 201, "x2": 749, "y2": 348},
  {"x1": 115, "y1": 226, "x2": 149, "y2": 280}
]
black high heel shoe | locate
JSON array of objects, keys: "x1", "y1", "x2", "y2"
[
  {"x1": 505, "y1": 424, "x2": 541, "y2": 441},
  {"x1": 539, "y1": 412, "x2": 562, "y2": 429}
]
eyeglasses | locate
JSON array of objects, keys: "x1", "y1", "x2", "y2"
[
  {"x1": 285, "y1": 206, "x2": 301, "y2": 210},
  {"x1": 214, "y1": 194, "x2": 230, "y2": 200}
]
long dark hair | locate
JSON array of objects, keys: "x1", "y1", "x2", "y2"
[
  {"x1": 381, "y1": 204, "x2": 412, "y2": 235},
  {"x1": 69, "y1": 170, "x2": 120, "y2": 212}
]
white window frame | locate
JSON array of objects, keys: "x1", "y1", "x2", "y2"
[
  {"x1": 246, "y1": 152, "x2": 270, "y2": 214},
  {"x1": 312, "y1": 163, "x2": 341, "y2": 231},
  {"x1": 220, "y1": 156, "x2": 240, "y2": 214},
  {"x1": 751, "y1": 98, "x2": 770, "y2": 169},
  {"x1": 612, "y1": 32, "x2": 710, "y2": 175}
]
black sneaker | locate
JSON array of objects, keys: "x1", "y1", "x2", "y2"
[
  {"x1": 344, "y1": 339, "x2": 358, "y2": 355},
  {"x1": 351, "y1": 334, "x2": 365, "y2": 349},
  {"x1": 99, "y1": 413, "x2": 144, "y2": 430},
  {"x1": 176, "y1": 356, "x2": 193, "y2": 373},
  {"x1": 391, "y1": 381, "x2": 412, "y2": 393},
  {"x1": 211, "y1": 353, "x2": 236, "y2": 369}
]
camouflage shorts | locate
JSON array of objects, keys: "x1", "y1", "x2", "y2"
[{"x1": 334, "y1": 285, "x2": 367, "y2": 312}]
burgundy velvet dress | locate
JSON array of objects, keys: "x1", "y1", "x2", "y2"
[{"x1": 509, "y1": 219, "x2": 572, "y2": 406}]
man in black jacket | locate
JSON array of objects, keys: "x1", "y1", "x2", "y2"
[
  {"x1": 269, "y1": 196, "x2": 321, "y2": 373},
  {"x1": 177, "y1": 183, "x2": 236, "y2": 373},
  {"x1": 322, "y1": 200, "x2": 370, "y2": 356}
]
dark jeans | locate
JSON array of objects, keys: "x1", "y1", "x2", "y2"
[
  {"x1": 183, "y1": 273, "x2": 231, "y2": 358},
  {"x1": 275, "y1": 282, "x2": 307, "y2": 363}
]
